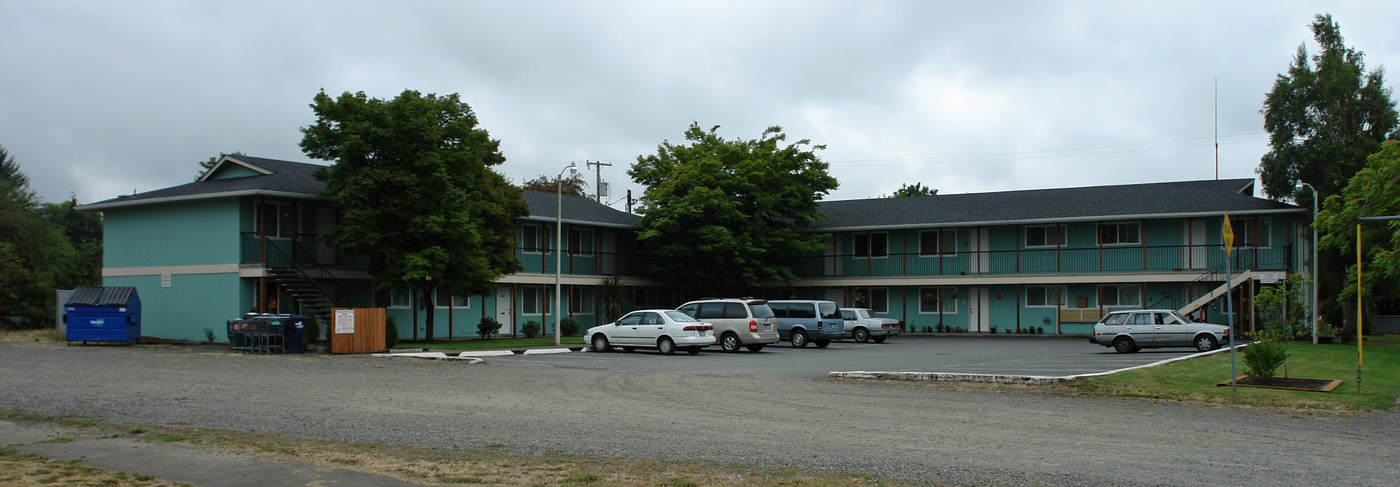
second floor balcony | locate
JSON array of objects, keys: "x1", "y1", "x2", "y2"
[{"x1": 801, "y1": 243, "x2": 1293, "y2": 279}]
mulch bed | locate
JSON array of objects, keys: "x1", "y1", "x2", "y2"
[{"x1": 1217, "y1": 376, "x2": 1342, "y2": 392}]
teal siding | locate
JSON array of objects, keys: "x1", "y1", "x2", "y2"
[
  {"x1": 104, "y1": 273, "x2": 243, "y2": 341},
  {"x1": 104, "y1": 199, "x2": 241, "y2": 268}
]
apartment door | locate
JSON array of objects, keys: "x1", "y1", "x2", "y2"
[
  {"x1": 823, "y1": 235, "x2": 843, "y2": 276},
  {"x1": 968, "y1": 286, "x2": 991, "y2": 332},
  {"x1": 1184, "y1": 219, "x2": 1207, "y2": 270},
  {"x1": 969, "y1": 228, "x2": 991, "y2": 274},
  {"x1": 495, "y1": 286, "x2": 514, "y2": 335},
  {"x1": 599, "y1": 230, "x2": 616, "y2": 275}
]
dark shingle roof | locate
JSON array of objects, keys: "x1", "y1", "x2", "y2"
[
  {"x1": 81, "y1": 155, "x2": 328, "y2": 210},
  {"x1": 521, "y1": 190, "x2": 640, "y2": 228},
  {"x1": 815, "y1": 178, "x2": 1302, "y2": 230}
]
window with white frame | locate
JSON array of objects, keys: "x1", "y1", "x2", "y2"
[
  {"x1": 389, "y1": 291, "x2": 410, "y2": 308},
  {"x1": 919, "y1": 229, "x2": 957, "y2": 256},
  {"x1": 1025, "y1": 285, "x2": 1061, "y2": 307},
  {"x1": 919, "y1": 287, "x2": 957, "y2": 314},
  {"x1": 1098, "y1": 222, "x2": 1141, "y2": 245},
  {"x1": 1025, "y1": 225, "x2": 1066, "y2": 248},
  {"x1": 1230, "y1": 217, "x2": 1272, "y2": 248},
  {"x1": 568, "y1": 228, "x2": 595, "y2": 255},
  {"x1": 853, "y1": 232, "x2": 888, "y2": 258},
  {"x1": 256, "y1": 202, "x2": 299, "y2": 238},
  {"x1": 1099, "y1": 284, "x2": 1141, "y2": 307},
  {"x1": 522, "y1": 286, "x2": 550, "y2": 315},
  {"x1": 521, "y1": 225, "x2": 544, "y2": 253},
  {"x1": 570, "y1": 287, "x2": 595, "y2": 314},
  {"x1": 848, "y1": 287, "x2": 889, "y2": 313},
  {"x1": 431, "y1": 288, "x2": 470, "y2": 308}
]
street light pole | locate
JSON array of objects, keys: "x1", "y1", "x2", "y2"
[
  {"x1": 556, "y1": 162, "x2": 578, "y2": 346},
  {"x1": 1297, "y1": 182, "x2": 1319, "y2": 344}
]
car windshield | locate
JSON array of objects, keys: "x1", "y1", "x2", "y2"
[
  {"x1": 819, "y1": 302, "x2": 840, "y2": 319},
  {"x1": 749, "y1": 303, "x2": 775, "y2": 319},
  {"x1": 665, "y1": 311, "x2": 698, "y2": 322}
]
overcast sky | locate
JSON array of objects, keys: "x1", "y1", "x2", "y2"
[{"x1": 3, "y1": 1, "x2": 1397, "y2": 210}]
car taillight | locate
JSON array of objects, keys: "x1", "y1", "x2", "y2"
[
  {"x1": 749, "y1": 320, "x2": 758, "y2": 332},
  {"x1": 683, "y1": 325, "x2": 713, "y2": 332}
]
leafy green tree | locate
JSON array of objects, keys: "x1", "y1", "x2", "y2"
[
  {"x1": 0, "y1": 149, "x2": 77, "y2": 327},
  {"x1": 1258, "y1": 13, "x2": 1398, "y2": 202},
  {"x1": 196, "y1": 151, "x2": 246, "y2": 179},
  {"x1": 300, "y1": 89, "x2": 529, "y2": 341},
  {"x1": 629, "y1": 123, "x2": 838, "y2": 296},
  {"x1": 1315, "y1": 140, "x2": 1400, "y2": 334},
  {"x1": 888, "y1": 182, "x2": 937, "y2": 197},
  {"x1": 520, "y1": 172, "x2": 587, "y2": 197},
  {"x1": 39, "y1": 197, "x2": 103, "y2": 285}
]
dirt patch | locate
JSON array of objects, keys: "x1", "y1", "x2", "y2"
[{"x1": 1218, "y1": 376, "x2": 1343, "y2": 392}]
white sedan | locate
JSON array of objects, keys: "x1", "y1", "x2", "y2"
[{"x1": 586, "y1": 310, "x2": 716, "y2": 355}]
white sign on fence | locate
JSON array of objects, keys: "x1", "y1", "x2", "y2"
[
  {"x1": 1260, "y1": 272, "x2": 1282, "y2": 284},
  {"x1": 334, "y1": 309, "x2": 355, "y2": 334}
]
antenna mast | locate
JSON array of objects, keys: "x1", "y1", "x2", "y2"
[{"x1": 1214, "y1": 76, "x2": 1219, "y2": 180}]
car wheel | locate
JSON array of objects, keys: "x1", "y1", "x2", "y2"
[
  {"x1": 657, "y1": 337, "x2": 676, "y2": 355},
  {"x1": 591, "y1": 334, "x2": 609, "y2": 352},
  {"x1": 814, "y1": 340, "x2": 830, "y2": 348},
  {"x1": 686, "y1": 347, "x2": 701, "y2": 355},
  {"x1": 1195, "y1": 334, "x2": 1218, "y2": 352},
  {"x1": 853, "y1": 328, "x2": 870, "y2": 343},
  {"x1": 790, "y1": 330, "x2": 808, "y2": 348},
  {"x1": 720, "y1": 333, "x2": 741, "y2": 352},
  {"x1": 1113, "y1": 336, "x2": 1137, "y2": 354},
  {"x1": 746, "y1": 344, "x2": 765, "y2": 352},
  {"x1": 872, "y1": 336, "x2": 887, "y2": 343}
]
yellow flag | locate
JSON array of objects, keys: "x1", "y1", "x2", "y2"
[{"x1": 1222, "y1": 213, "x2": 1234, "y2": 257}]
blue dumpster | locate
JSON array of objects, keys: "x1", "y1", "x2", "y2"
[{"x1": 64, "y1": 286, "x2": 141, "y2": 345}]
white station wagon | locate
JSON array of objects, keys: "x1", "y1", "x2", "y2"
[
  {"x1": 1090, "y1": 309, "x2": 1231, "y2": 354},
  {"x1": 586, "y1": 309, "x2": 716, "y2": 355}
]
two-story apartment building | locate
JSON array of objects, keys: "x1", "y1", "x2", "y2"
[{"x1": 81, "y1": 155, "x2": 1306, "y2": 342}]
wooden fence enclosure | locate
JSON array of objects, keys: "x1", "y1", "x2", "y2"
[{"x1": 329, "y1": 308, "x2": 386, "y2": 354}]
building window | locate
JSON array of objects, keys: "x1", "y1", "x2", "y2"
[
  {"x1": 848, "y1": 287, "x2": 888, "y2": 313},
  {"x1": 919, "y1": 229, "x2": 957, "y2": 256},
  {"x1": 1025, "y1": 225, "x2": 1065, "y2": 248},
  {"x1": 389, "y1": 291, "x2": 410, "y2": 308},
  {"x1": 1230, "y1": 218, "x2": 1272, "y2": 249},
  {"x1": 1099, "y1": 284, "x2": 1141, "y2": 307},
  {"x1": 522, "y1": 286, "x2": 550, "y2": 315},
  {"x1": 853, "y1": 232, "x2": 888, "y2": 258},
  {"x1": 257, "y1": 202, "x2": 299, "y2": 238},
  {"x1": 570, "y1": 287, "x2": 594, "y2": 314},
  {"x1": 1025, "y1": 286, "x2": 1061, "y2": 308},
  {"x1": 919, "y1": 287, "x2": 957, "y2": 314},
  {"x1": 568, "y1": 228, "x2": 595, "y2": 255},
  {"x1": 521, "y1": 225, "x2": 544, "y2": 254},
  {"x1": 1098, "y1": 222, "x2": 1141, "y2": 246},
  {"x1": 432, "y1": 288, "x2": 470, "y2": 309}
]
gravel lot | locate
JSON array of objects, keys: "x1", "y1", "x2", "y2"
[{"x1": 2, "y1": 342, "x2": 1397, "y2": 486}]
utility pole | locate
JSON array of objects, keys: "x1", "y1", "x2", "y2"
[
  {"x1": 586, "y1": 160, "x2": 611, "y2": 203},
  {"x1": 626, "y1": 189, "x2": 633, "y2": 214}
]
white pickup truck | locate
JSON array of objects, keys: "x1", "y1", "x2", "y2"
[{"x1": 838, "y1": 308, "x2": 902, "y2": 343}]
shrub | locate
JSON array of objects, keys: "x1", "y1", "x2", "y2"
[
  {"x1": 1243, "y1": 336, "x2": 1289, "y2": 379},
  {"x1": 477, "y1": 317, "x2": 502, "y2": 339},
  {"x1": 1036, "y1": 326, "x2": 1044, "y2": 334},
  {"x1": 934, "y1": 324, "x2": 945, "y2": 333},
  {"x1": 385, "y1": 315, "x2": 399, "y2": 349},
  {"x1": 304, "y1": 316, "x2": 320, "y2": 344},
  {"x1": 202, "y1": 328, "x2": 215, "y2": 342},
  {"x1": 989, "y1": 326, "x2": 998, "y2": 334},
  {"x1": 560, "y1": 317, "x2": 581, "y2": 336},
  {"x1": 522, "y1": 321, "x2": 541, "y2": 338}
]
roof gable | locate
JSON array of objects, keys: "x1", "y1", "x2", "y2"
[{"x1": 198, "y1": 155, "x2": 275, "y2": 181}]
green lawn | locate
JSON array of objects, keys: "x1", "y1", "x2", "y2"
[
  {"x1": 1072, "y1": 339, "x2": 1400, "y2": 410},
  {"x1": 399, "y1": 336, "x2": 585, "y2": 350}
]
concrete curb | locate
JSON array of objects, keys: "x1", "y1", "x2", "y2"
[
  {"x1": 829, "y1": 343, "x2": 1248, "y2": 384},
  {"x1": 374, "y1": 347, "x2": 580, "y2": 361}
]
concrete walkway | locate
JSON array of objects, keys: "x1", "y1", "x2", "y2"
[{"x1": 0, "y1": 420, "x2": 419, "y2": 487}]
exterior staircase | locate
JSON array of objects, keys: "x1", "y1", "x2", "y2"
[
  {"x1": 265, "y1": 266, "x2": 337, "y2": 325},
  {"x1": 1176, "y1": 270, "x2": 1253, "y2": 319}
]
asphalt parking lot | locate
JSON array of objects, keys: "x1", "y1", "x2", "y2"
[{"x1": 484, "y1": 335, "x2": 1230, "y2": 378}]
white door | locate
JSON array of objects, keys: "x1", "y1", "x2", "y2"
[
  {"x1": 970, "y1": 228, "x2": 990, "y2": 274},
  {"x1": 495, "y1": 286, "x2": 514, "y2": 335},
  {"x1": 1184, "y1": 219, "x2": 1207, "y2": 270},
  {"x1": 968, "y1": 287, "x2": 991, "y2": 332}
]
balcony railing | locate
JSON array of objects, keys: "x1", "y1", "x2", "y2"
[
  {"x1": 801, "y1": 244, "x2": 1292, "y2": 279},
  {"x1": 516, "y1": 248, "x2": 654, "y2": 278}
]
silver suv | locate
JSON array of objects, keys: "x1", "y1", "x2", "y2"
[
  {"x1": 676, "y1": 298, "x2": 781, "y2": 352},
  {"x1": 1090, "y1": 309, "x2": 1231, "y2": 353}
]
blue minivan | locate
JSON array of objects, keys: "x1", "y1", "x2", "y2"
[{"x1": 767, "y1": 300, "x2": 845, "y2": 348}]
